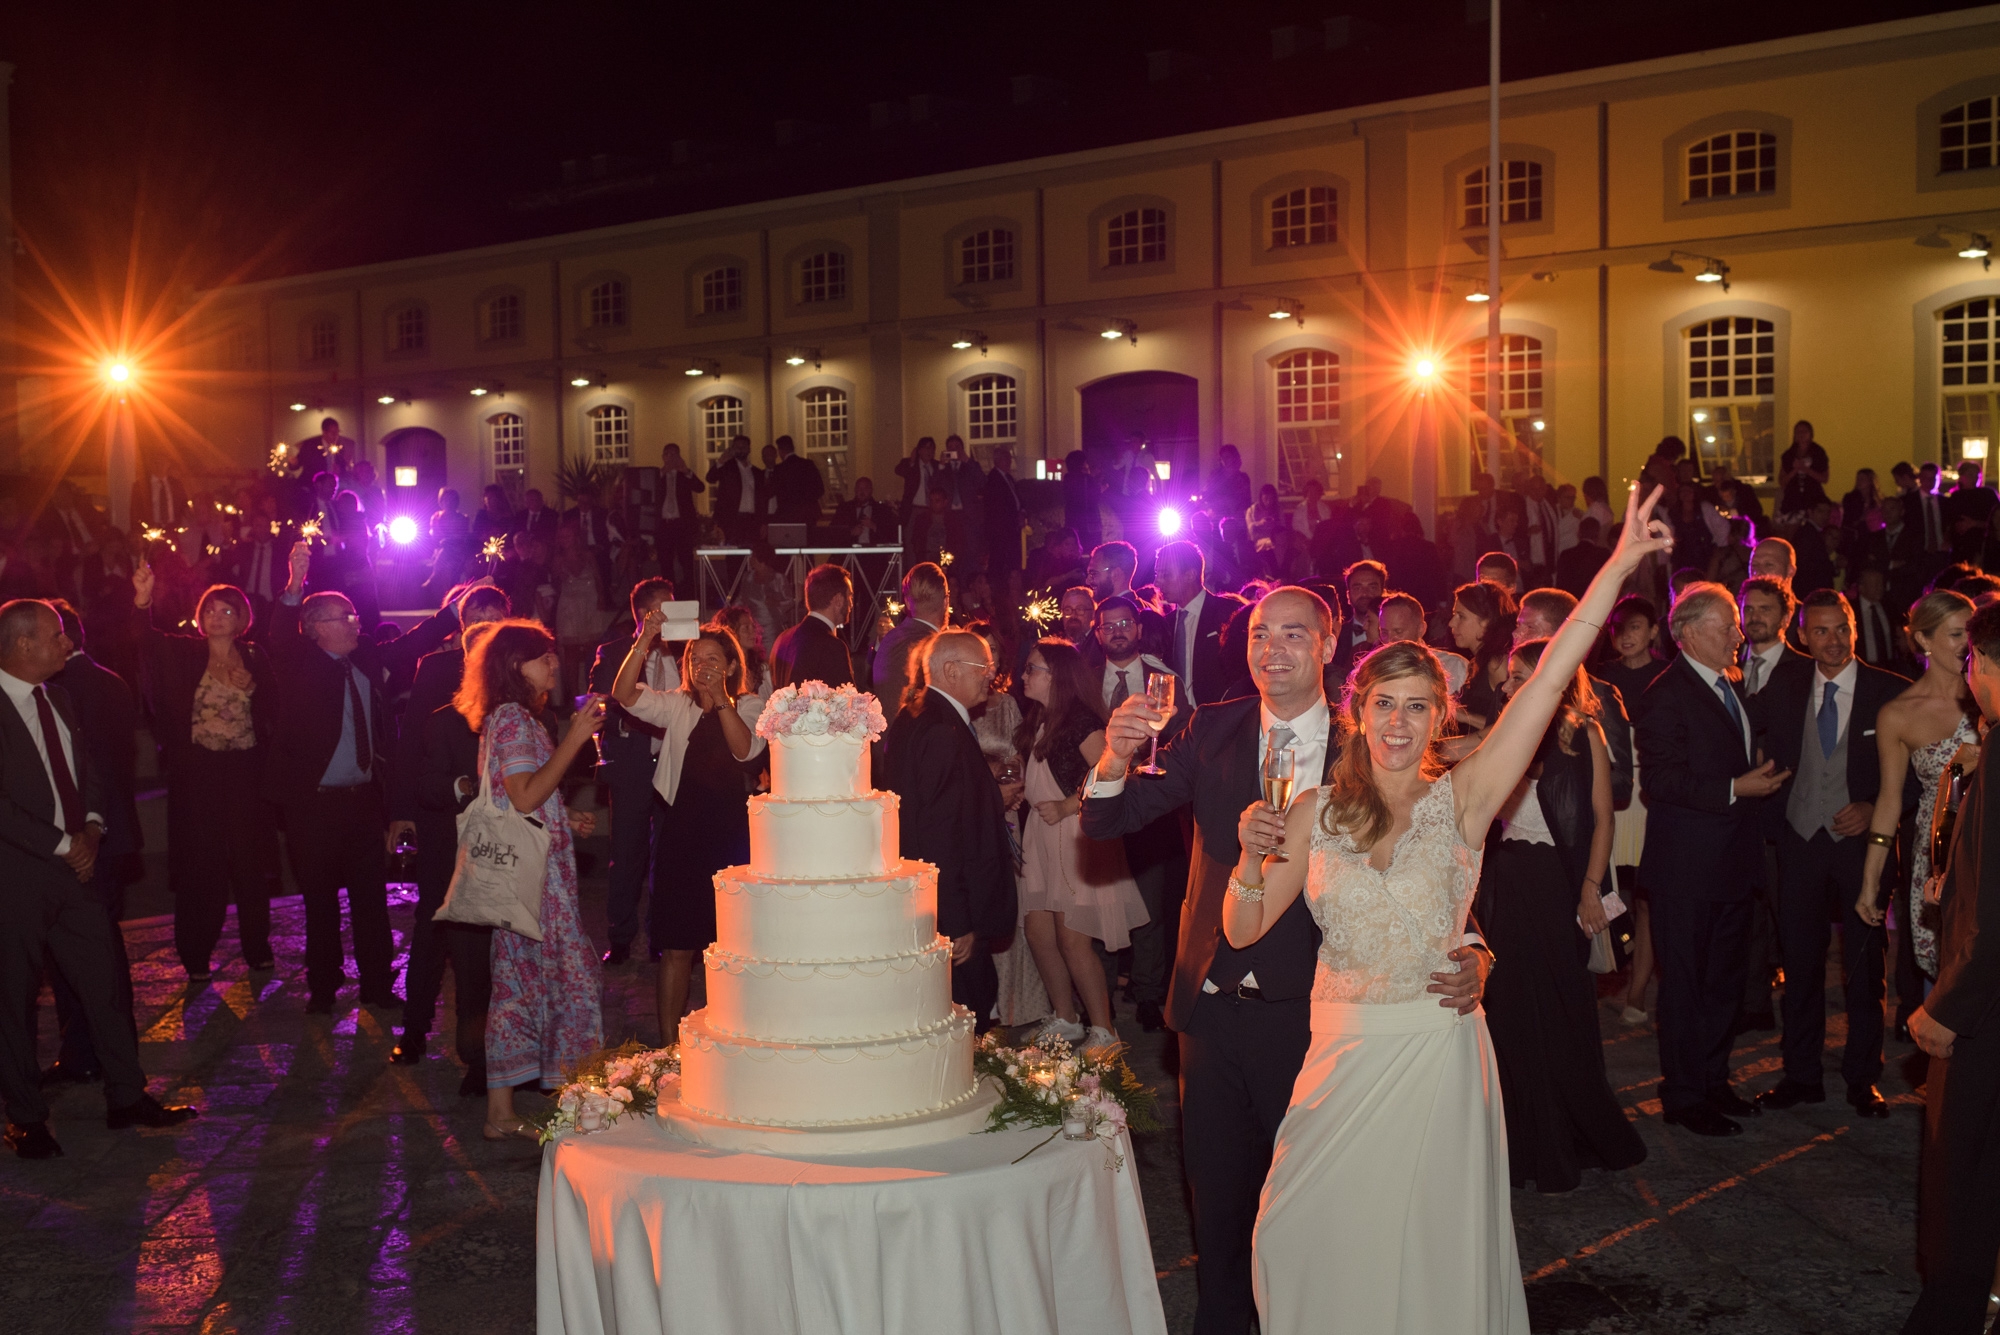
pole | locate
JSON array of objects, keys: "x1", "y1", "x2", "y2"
[{"x1": 1486, "y1": 0, "x2": 1503, "y2": 485}]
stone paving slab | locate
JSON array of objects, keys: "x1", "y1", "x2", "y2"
[{"x1": 0, "y1": 857, "x2": 1934, "y2": 1334}]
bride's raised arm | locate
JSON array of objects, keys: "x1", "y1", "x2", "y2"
[{"x1": 1453, "y1": 482, "x2": 1671, "y2": 842}]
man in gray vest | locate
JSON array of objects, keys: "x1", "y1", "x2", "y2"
[{"x1": 1752, "y1": 588, "x2": 1907, "y2": 1118}]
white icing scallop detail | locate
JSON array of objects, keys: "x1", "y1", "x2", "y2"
[
  {"x1": 675, "y1": 1007, "x2": 979, "y2": 1127},
  {"x1": 702, "y1": 940, "x2": 954, "y2": 1043},
  {"x1": 711, "y1": 863, "x2": 937, "y2": 962},
  {"x1": 746, "y1": 792, "x2": 899, "y2": 879},
  {"x1": 768, "y1": 732, "x2": 869, "y2": 800}
]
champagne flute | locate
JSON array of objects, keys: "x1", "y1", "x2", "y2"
[
  {"x1": 1261, "y1": 745, "x2": 1297, "y2": 862},
  {"x1": 1135, "y1": 671, "x2": 1175, "y2": 776}
]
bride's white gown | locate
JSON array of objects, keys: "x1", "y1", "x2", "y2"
[{"x1": 1253, "y1": 773, "x2": 1529, "y2": 1333}]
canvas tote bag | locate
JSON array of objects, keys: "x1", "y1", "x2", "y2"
[{"x1": 434, "y1": 737, "x2": 549, "y2": 941}]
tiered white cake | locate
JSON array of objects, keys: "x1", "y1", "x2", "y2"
[{"x1": 657, "y1": 684, "x2": 995, "y2": 1154}]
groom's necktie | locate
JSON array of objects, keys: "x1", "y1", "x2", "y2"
[{"x1": 1267, "y1": 723, "x2": 1297, "y2": 765}]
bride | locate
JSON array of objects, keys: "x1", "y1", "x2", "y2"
[{"x1": 1223, "y1": 481, "x2": 1670, "y2": 1333}]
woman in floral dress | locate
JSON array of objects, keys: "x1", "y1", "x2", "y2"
[{"x1": 454, "y1": 619, "x2": 608, "y2": 1140}]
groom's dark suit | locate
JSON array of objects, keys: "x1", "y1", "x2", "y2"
[
  {"x1": 1083, "y1": 695, "x2": 1331, "y2": 1335},
  {"x1": 1906, "y1": 738, "x2": 2000, "y2": 1331}
]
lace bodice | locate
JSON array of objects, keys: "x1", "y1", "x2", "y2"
[{"x1": 1306, "y1": 772, "x2": 1482, "y2": 1005}]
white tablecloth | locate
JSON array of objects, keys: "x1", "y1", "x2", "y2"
[{"x1": 536, "y1": 1115, "x2": 1168, "y2": 1335}]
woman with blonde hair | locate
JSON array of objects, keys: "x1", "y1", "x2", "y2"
[
  {"x1": 453, "y1": 618, "x2": 606, "y2": 1140},
  {"x1": 1224, "y1": 483, "x2": 1671, "y2": 1333},
  {"x1": 1857, "y1": 588, "x2": 1979, "y2": 984},
  {"x1": 611, "y1": 612, "x2": 767, "y2": 1041}
]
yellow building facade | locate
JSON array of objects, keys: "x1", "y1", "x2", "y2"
[{"x1": 169, "y1": 7, "x2": 2000, "y2": 528}]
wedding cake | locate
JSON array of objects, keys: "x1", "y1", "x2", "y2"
[{"x1": 657, "y1": 682, "x2": 996, "y2": 1154}]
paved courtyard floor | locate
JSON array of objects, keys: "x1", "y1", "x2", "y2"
[{"x1": 0, "y1": 851, "x2": 1933, "y2": 1334}]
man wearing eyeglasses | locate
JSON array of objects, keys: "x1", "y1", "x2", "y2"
[
  {"x1": 1094, "y1": 594, "x2": 1187, "y2": 1034},
  {"x1": 269, "y1": 542, "x2": 461, "y2": 1015},
  {"x1": 881, "y1": 631, "x2": 1024, "y2": 1031}
]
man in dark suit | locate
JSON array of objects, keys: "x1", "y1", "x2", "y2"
[
  {"x1": 770, "y1": 563, "x2": 855, "y2": 689},
  {"x1": 1905, "y1": 601, "x2": 2000, "y2": 1330},
  {"x1": 37, "y1": 602, "x2": 142, "y2": 1085},
  {"x1": 1753, "y1": 590, "x2": 1906, "y2": 1117},
  {"x1": 833, "y1": 476, "x2": 892, "y2": 547},
  {"x1": 1153, "y1": 539, "x2": 1246, "y2": 709},
  {"x1": 1082, "y1": 586, "x2": 1490, "y2": 1334},
  {"x1": 1638, "y1": 582, "x2": 1793, "y2": 1138},
  {"x1": 871, "y1": 563, "x2": 947, "y2": 719},
  {"x1": 881, "y1": 630, "x2": 1021, "y2": 1028},
  {"x1": 1328, "y1": 559, "x2": 1386, "y2": 686},
  {"x1": 388, "y1": 584, "x2": 510, "y2": 1073},
  {"x1": 893, "y1": 436, "x2": 937, "y2": 527},
  {"x1": 1851, "y1": 566, "x2": 1911, "y2": 675},
  {"x1": 590, "y1": 578, "x2": 678, "y2": 967},
  {"x1": 769, "y1": 435, "x2": 825, "y2": 526},
  {"x1": 705, "y1": 434, "x2": 764, "y2": 546},
  {"x1": 655, "y1": 446, "x2": 705, "y2": 592},
  {"x1": 982, "y1": 447, "x2": 1024, "y2": 600},
  {"x1": 1085, "y1": 541, "x2": 1172, "y2": 660},
  {"x1": 268, "y1": 542, "x2": 457, "y2": 1014},
  {"x1": 0, "y1": 600, "x2": 195, "y2": 1159},
  {"x1": 517, "y1": 488, "x2": 560, "y2": 540}
]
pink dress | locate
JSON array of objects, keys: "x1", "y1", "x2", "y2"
[
  {"x1": 484, "y1": 703, "x2": 603, "y2": 1089},
  {"x1": 1018, "y1": 753, "x2": 1149, "y2": 951}
]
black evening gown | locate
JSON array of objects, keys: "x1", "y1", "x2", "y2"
[
  {"x1": 1475, "y1": 724, "x2": 1646, "y2": 1193},
  {"x1": 651, "y1": 710, "x2": 753, "y2": 952}
]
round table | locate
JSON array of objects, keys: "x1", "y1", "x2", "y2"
[{"x1": 536, "y1": 1113, "x2": 1168, "y2": 1335}]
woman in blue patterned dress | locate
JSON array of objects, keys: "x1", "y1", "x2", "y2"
[{"x1": 454, "y1": 619, "x2": 607, "y2": 1140}]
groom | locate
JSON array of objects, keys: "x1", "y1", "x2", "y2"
[{"x1": 1083, "y1": 583, "x2": 1493, "y2": 1335}]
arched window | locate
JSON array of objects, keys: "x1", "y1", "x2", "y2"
[
  {"x1": 1462, "y1": 161, "x2": 1542, "y2": 229},
  {"x1": 1687, "y1": 131, "x2": 1776, "y2": 201},
  {"x1": 389, "y1": 304, "x2": 427, "y2": 354},
  {"x1": 1105, "y1": 208, "x2": 1167, "y2": 267},
  {"x1": 585, "y1": 279, "x2": 627, "y2": 329},
  {"x1": 1685, "y1": 317, "x2": 1775, "y2": 477},
  {"x1": 1942, "y1": 298, "x2": 2000, "y2": 466},
  {"x1": 964, "y1": 374, "x2": 1018, "y2": 444},
  {"x1": 482, "y1": 293, "x2": 522, "y2": 343},
  {"x1": 1464, "y1": 335, "x2": 1547, "y2": 480},
  {"x1": 587, "y1": 404, "x2": 630, "y2": 465},
  {"x1": 488, "y1": 412, "x2": 526, "y2": 472},
  {"x1": 700, "y1": 267, "x2": 743, "y2": 315},
  {"x1": 1269, "y1": 187, "x2": 1336, "y2": 249},
  {"x1": 700, "y1": 395, "x2": 745, "y2": 467},
  {"x1": 1941, "y1": 98, "x2": 2000, "y2": 174},
  {"x1": 798, "y1": 252, "x2": 847, "y2": 304},
  {"x1": 959, "y1": 228, "x2": 1015, "y2": 284},
  {"x1": 800, "y1": 387, "x2": 851, "y2": 496},
  {"x1": 1272, "y1": 349, "x2": 1340, "y2": 495},
  {"x1": 304, "y1": 316, "x2": 338, "y2": 364}
]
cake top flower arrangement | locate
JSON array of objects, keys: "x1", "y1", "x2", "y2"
[{"x1": 755, "y1": 680, "x2": 888, "y2": 743}]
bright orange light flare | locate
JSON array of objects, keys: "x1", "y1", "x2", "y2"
[
  {"x1": 106, "y1": 362, "x2": 132, "y2": 384},
  {"x1": 1413, "y1": 357, "x2": 1437, "y2": 379}
]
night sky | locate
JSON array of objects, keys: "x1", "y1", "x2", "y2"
[{"x1": 0, "y1": 0, "x2": 1983, "y2": 334}]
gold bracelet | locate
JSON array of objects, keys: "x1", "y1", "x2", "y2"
[
  {"x1": 1865, "y1": 832, "x2": 1893, "y2": 848},
  {"x1": 1227, "y1": 872, "x2": 1265, "y2": 903}
]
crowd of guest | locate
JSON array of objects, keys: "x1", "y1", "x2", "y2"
[{"x1": 10, "y1": 411, "x2": 2000, "y2": 1327}]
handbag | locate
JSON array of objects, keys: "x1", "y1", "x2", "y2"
[{"x1": 434, "y1": 741, "x2": 550, "y2": 941}]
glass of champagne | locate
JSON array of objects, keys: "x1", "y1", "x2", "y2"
[
  {"x1": 1261, "y1": 745, "x2": 1297, "y2": 862},
  {"x1": 1136, "y1": 672, "x2": 1175, "y2": 775}
]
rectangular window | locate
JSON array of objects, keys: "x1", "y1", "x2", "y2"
[
  {"x1": 702, "y1": 396, "x2": 746, "y2": 467},
  {"x1": 965, "y1": 375, "x2": 1018, "y2": 443},
  {"x1": 308, "y1": 319, "x2": 338, "y2": 363},
  {"x1": 587, "y1": 281, "x2": 626, "y2": 328},
  {"x1": 1105, "y1": 208, "x2": 1167, "y2": 266},
  {"x1": 798, "y1": 252, "x2": 847, "y2": 304},
  {"x1": 1270, "y1": 186, "x2": 1336, "y2": 248},
  {"x1": 1463, "y1": 161, "x2": 1542, "y2": 230},
  {"x1": 701, "y1": 268, "x2": 743, "y2": 315},
  {"x1": 490, "y1": 413, "x2": 526, "y2": 470},
  {"x1": 1686, "y1": 317, "x2": 1775, "y2": 478},
  {"x1": 393, "y1": 306, "x2": 426, "y2": 352},
  {"x1": 485, "y1": 294, "x2": 522, "y2": 342},
  {"x1": 1942, "y1": 98, "x2": 1999, "y2": 173},
  {"x1": 1687, "y1": 131, "x2": 1777, "y2": 200},
  {"x1": 588, "y1": 405, "x2": 630, "y2": 464},
  {"x1": 959, "y1": 229, "x2": 1015, "y2": 284}
]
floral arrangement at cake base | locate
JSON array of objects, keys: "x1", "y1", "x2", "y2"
[
  {"x1": 534, "y1": 1042, "x2": 680, "y2": 1145},
  {"x1": 754, "y1": 680, "x2": 888, "y2": 742},
  {"x1": 973, "y1": 1030, "x2": 1160, "y2": 1170}
]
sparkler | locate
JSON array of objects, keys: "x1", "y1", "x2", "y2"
[
  {"x1": 268, "y1": 442, "x2": 289, "y2": 475},
  {"x1": 268, "y1": 521, "x2": 282, "y2": 536},
  {"x1": 481, "y1": 535, "x2": 507, "y2": 561},
  {"x1": 139, "y1": 526, "x2": 167, "y2": 545},
  {"x1": 884, "y1": 596, "x2": 906, "y2": 620},
  {"x1": 300, "y1": 517, "x2": 324, "y2": 542},
  {"x1": 939, "y1": 550, "x2": 955, "y2": 567},
  {"x1": 1023, "y1": 595, "x2": 1059, "y2": 629}
]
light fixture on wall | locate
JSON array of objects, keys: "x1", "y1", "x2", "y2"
[
  {"x1": 570, "y1": 374, "x2": 592, "y2": 387},
  {"x1": 950, "y1": 330, "x2": 989, "y2": 353},
  {"x1": 685, "y1": 359, "x2": 720, "y2": 378},
  {"x1": 784, "y1": 350, "x2": 807, "y2": 366},
  {"x1": 1464, "y1": 281, "x2": 1490, "y2": 304},
  {"x1": 1268, "y1": 299, "x2": 1305, "y2": 325},
  {"x1": 1963, "y1": 235, "x2": 1994, "y2": 271},
  {"x1": 1648, "y1": 250, "x2": 1730, "y2": 292},
  {"x1": 1966, "y1": 436, "x2": 1990, "y2": 460},
  {"x1": 1100, "y1": 318, "x2": 1138, "y2": 344},
  {"x1": 469, "y1": 385, "x2": 488, "y2": 397},
  {"x1": 288, "y1": 401, "x2": 308, "y2": 412},
  {"x1": 376, "y1": 394, "x2": 396, "y2": 405}
]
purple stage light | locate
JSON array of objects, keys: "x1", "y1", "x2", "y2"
[
  {"x1": 388, "y1": 515, "x2": 420, "y2": 545},
  {"x1": 1157, "y1": 507, "x2": 1183, "y2": 536}
]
